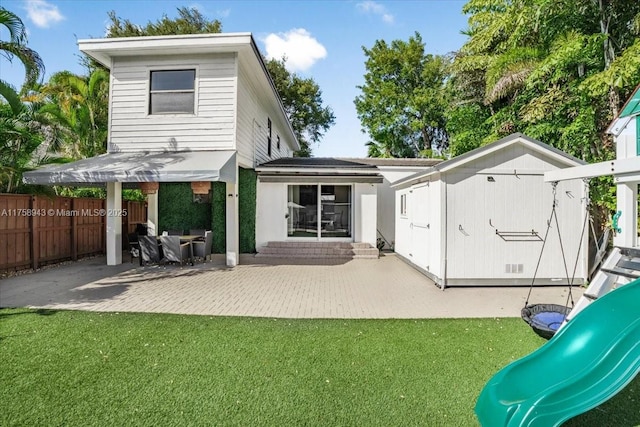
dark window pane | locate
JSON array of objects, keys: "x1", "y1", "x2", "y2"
[
  {"x1": 151, "y1": 70, "x2": 195, "y2": 91},
  {"x1": 150, "y1": 92, "x2": 194, "y2": 114}
]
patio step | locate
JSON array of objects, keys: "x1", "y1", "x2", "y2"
[{"x1": 256, "y1": 242, "x2": 379, "y2": 259}]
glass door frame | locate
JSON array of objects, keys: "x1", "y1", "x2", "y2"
[{"x1": 286, "y1": 183, "x2": 353, "y2": 241}]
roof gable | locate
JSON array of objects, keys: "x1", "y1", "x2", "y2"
[{"x1": 392, "y1": 133, "x2": 585, "y2": 188}]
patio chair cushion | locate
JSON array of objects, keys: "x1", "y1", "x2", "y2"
[
  {"x1": 193, "y1": 230, "x2": 213, "y2": 262},
  {"x1": 138, "y1": 236, "x2": 161, "y2": 265},
  {"x1": 160, "y1": 236, "x2": 191, "y2": 265}
]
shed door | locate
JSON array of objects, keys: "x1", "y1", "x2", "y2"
[{"x1": 409, "y1": 183, "x2": 432, "y2": 270}]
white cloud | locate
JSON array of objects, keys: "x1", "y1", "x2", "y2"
[
  {"x1": 263, "y1": 28, "x2": 327, "y2": 73},
  {"x1": 217, "y1": 8, "x2": 231, "y2": 18},
  {"x1": 24, "y1": 0, "x2": 64, "y2": 28},
  {"x1": 356, "y1": 1, "x2": 395, "y2": 24}
]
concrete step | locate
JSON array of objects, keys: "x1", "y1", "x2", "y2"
[{"x1": 256, "y1": 242, "x2": 379, "y2": 259}]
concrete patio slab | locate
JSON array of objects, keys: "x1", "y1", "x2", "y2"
[{"x1": 0, "y1": 253, "x2": 582, "y2": 319}]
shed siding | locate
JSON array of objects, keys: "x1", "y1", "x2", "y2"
[
  {"x1": 236, "y1": 66, "x2": 293, "y2": 168},
  {"x1": 445, "y1": 170, "x2": 585, "y2": 284},
  {"x1": 109, "y1": 54, "x2": 237, "y2": 153}
]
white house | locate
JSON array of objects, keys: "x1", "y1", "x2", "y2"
[
  {"x1": 24, "y1": 33, "x2": 299, "y2": 267},
  {"x1": 393, "y1": 133, "x2": 588, "y2": 288}
]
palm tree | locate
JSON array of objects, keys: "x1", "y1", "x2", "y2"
[
  {"x1": 0, "y1": 7, "x2": 45, "y2": 91},
  {"x1": 41, "y1": 69, "x2": 109, "y2": 158}
]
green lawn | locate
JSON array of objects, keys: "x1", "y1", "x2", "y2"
[{"x1": 1, "y1": 309, "x2": 638, "y2": 426}]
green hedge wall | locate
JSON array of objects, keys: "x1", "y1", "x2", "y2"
[
  {"x1": 159, "y1": 169, "x2": 257, "y2": 254},
  {"x1": 158, "y1": 183, "x2": 212, "y2": 234},
  {"x1": 211, "y1": 182, "x2": 226, "y2": 254},
  {"x1": 238, "y1": 168, "x2": 257, "y2": 253}
]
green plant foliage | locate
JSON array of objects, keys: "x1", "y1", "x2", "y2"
[
  {"x1": 158, "y1": 183, "x2": 211, "y2": 235},
  {"x1": 211, "y1": 182, "x2": 226, "y2": 254},
  {"x1": 355, "y1": 32, "x2": 450, "y2": 158},
  {"x1": 238, "y1": 168, "x2": 257, "y2": 253}
]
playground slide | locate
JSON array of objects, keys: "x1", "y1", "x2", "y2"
[{"x1": 475, "y1": 277, "x2": 640, "y2": 427}]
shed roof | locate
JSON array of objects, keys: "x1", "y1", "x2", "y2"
[{"x1": 392, "y1": 133, "x2": 586, "y2": 188}]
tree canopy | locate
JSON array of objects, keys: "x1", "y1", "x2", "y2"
[{"x1": 354, "y1": 32, "x2": 449, "y2": 158}]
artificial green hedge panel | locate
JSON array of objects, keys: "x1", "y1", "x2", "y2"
[
  {"x1": 210, "y1": 168, "x2": 257, "y2": 254},
  {"x1": 238, "y1": 168, "x2": 257, "y2": 253},
  {"x1": 211, "y1": 182, "x2": 226, "y2": 254},
  {"x1": 158, "y1": 183, "x2": 211, "y2": 234}
]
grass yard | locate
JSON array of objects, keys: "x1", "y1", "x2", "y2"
[{"x1": 1, "y1": 309, "x2": 639, "y2": 426}]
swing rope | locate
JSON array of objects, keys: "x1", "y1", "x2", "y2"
[
  {"x1": 524, "y1": 179, "x2": 589, "y2": 309},
  {"x1": 524, "y1": 182, "x2": 558, "y2": 307}
]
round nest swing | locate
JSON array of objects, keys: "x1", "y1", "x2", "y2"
[{"x1": 521, "y1": 304, "x2": 571, "y2": 340}]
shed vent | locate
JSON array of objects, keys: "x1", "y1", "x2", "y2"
[{"x1": 505, "y1": 264, "x2": 524, "y2": 274}]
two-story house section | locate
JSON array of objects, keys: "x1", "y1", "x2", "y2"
[{"x1": 24, "y1": 33, "x2": 299, "y2": 267}]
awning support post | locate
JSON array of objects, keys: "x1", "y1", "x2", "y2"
[
  {"x1": 106, "y1": 182, "x2": 122, "y2": 265},
  {"x1": 226, "y1": 180, "x2": 239, "y2": 267},
  {"x1": 146, "y1": 191, "x2": 158, "y2": 236}
]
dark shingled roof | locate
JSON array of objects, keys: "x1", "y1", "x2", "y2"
[{"x1": 258, "y1": 157, "x2": 378, "y2": 169}]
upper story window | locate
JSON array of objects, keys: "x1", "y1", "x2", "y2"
[{"x1": 149, "y1": 69, "x2": 195, "y2": 114}]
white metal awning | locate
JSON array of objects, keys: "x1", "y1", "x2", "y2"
[{"x1": 23, "y1": 150, "x2": 237, "y2": 185}]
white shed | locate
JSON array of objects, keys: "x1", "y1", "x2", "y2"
[{"x1": 393, "y1": 133, "x2": 589, "y2": 288}]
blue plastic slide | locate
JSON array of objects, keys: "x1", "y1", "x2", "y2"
[{"x1": 475, "y1": 278, "x2": 640, "y2": 426}]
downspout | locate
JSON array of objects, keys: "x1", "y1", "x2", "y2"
[{"x1": 441, "y1": 176, "x2": 447, "y2": 290}]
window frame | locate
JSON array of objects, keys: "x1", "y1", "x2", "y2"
[
  {"x1": 148, "y1": 68, "x2": 197, "y2": 115},
  {"x1": 400, "y1": 193, "x2": 408, "y2": 217}
]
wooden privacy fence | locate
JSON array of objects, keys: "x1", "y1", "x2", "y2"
[{"x1": 0, "y1": 194, "x2": 147, "y2": 272}]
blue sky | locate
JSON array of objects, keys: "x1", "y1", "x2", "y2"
[{"x1": 1, "y1": 0, "x2": 469, "y2": 157}]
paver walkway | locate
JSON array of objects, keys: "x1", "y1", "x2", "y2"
[{"x1": 0, "y1": 253, "x2": 581, "y2": 319}]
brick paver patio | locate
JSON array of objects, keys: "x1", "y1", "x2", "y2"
[{"x1": 0, "y1": 253, "x2": 580, "y2": 318}]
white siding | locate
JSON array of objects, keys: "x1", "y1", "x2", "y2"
[
  {"x1": 445, "y1": 172, "x2": 585, "y2": 285},
  {"x1": 236, "y1": 66, "x2": 294, "y2": 168},
  {"x1": 109, "y1": 54, "x2": 237, "y2": 152},
  {"x1": 376, "y1": 167, "x2": 427, "y2": 249},
  {"x1": 354, "y1": 183, "x2": 377, "y2": 246},
  {"x1": 616, "y1": 119, "x2": 637, "y2": 159},
  {"x1": 255, "y1": 182, "x2": 287, "y2": 248}
]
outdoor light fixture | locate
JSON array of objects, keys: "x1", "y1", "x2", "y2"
[{"x1": 487, "y1": 176, "x2": 495, "y2": 182}]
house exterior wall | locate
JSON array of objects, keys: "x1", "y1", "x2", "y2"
[
  {"x1": 236, "y1": 66, "x2": 294, "y2": 168},
  {"x1": 255, "y1": 181, "x2": 378, "y2": 248},
  {"x1": 354, "y1": 183, "x2": 377, "y2": 247},
  {"x1": 255, "y1": 182, "x2": 286, "y2": 249},
  {"x1": 376, "y1": 167, "x2": 428, "y2": 250},
  {"x1": 108, "y1": 54, "x2": 237, "y2": 153}
]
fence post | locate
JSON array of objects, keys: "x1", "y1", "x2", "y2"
[
  {"x1": 30, "y1": 195, "x2": 39, "y2": 270},
  {"x1": 70, "y1": 198, "x2": 78, "y2": 261}
]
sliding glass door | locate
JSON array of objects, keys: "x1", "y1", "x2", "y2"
[{"x1": 287, "y1": 184, "x2": 351, "y2": 239}]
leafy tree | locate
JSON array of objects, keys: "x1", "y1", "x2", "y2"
[
  {"x1": 40, "y1": 69, "x2": 110, "y2": 158},
  {"x1": 449, "y1": 0, "x2": 640, "y2": 228},
  {"x1": 354, "y1": 32, "x2": 450, "y2": 158},
  {"x1": 0, "y1": 7, "x2": 45, "y2": 91},
  {"x1": 264, "y1": 58, "x2": 335, "y2": 156},
  {"x1": 0, "y1": 81, "x2": 66, "y2": 193},
  {"x1": 105, "y1": 8, "x2": 334, "y2": 156},
  {"x1": 105, "y1": 7, "x2": 221, "y2": 37}
]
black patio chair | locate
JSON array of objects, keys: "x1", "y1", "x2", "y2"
[
  {"x1": 193, "y1": 230, "x2": 213, "y2": 262},
  {"x1": 139, "y1": 236, "x2": 162, "y2": 266},
  {"x1": 189, "y1": 229, "x2": 206, "y2": 237},
  {"x1": 166, "y1": 229, "x2": 183, "y2": 236},
  {"x1": 159, "y1": 235, "x2": 191, "y2": 266}
]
